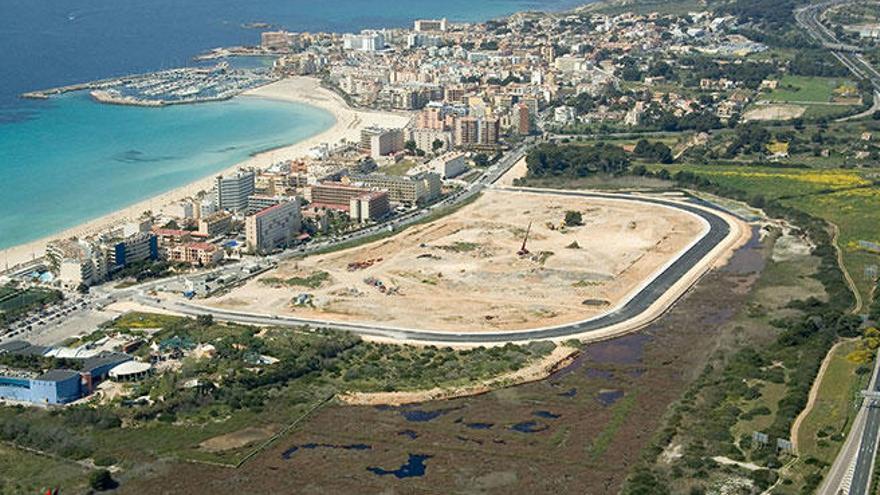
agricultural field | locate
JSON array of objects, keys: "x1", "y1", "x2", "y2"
[
  {"x1": 648, "y1": 164, "x2": 880, "y2": 305},
  {"x1": 207, "y1": 189, "x2": 706, "y2": 332},
  {"x1": 763, "y1": 76, "x2": 857, "y2": 105}
]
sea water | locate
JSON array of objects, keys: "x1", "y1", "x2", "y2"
[
  {"x1": 0, "y1": 0, "x2": 584, "y2": 249},
  {"x1": 0, "y1": 93, "x2": 333, "y2": 249}
]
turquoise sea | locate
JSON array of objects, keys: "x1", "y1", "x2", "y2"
[
  {"x1": 0, "y1": 0, "x2": 585, "y2": 250},
  {"x1": 0, "y1": 94, "x2": 334, "y2": 249}
]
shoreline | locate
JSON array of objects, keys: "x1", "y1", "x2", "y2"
[{"x1": 0, "y1": 77, "x2": 411, "y2": 271}]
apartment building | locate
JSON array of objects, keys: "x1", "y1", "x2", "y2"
[{"x1": 245, "y1": 199, "x2": 302, "y2": 254}]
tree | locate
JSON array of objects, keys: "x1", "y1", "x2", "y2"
[
  {"x1": 432, "y1": 139, "x2": 445, "y2": 153},
  {"x1": 564, "y1": 211, "x2": 583, "y2": 226},
  {"x1": 404, "y1": 140, "x2": 417, "y2": 154},
  {"x1": 525, "y1": 143, "x2": 630, "y2": 178},
  {"x1": 196, "y1": 314, "x2": 214, "y2": 327},
  {"x1": 473, "y1": 153, "x2": 490, "y2": 167},
  {"x1": 633, "y1": 139, "x2": 673, "y2": 164},
  {"x1": 89, "y1": 469, "x2": 117, "y2": 491}
]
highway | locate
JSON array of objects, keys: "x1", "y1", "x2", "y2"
[
  {"x1": 821, "y1": 348, "x2": 880, "y2": 495},
  {"x1": 133, "y1": 189, "x2": 735, "y2": 345},
  {"x1": 797, "y1": 2, "x2": 880, "y2": 494},
  {"x1": 795, "y1": 1, "x2": 880, "y2": 93}
]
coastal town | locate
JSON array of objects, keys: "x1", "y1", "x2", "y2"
[
  {"x1": 2, "y1": 0, "x2": 880, "y2": 493},
  {"x1": 6, "y1": 7, "x2": 798, "y2": 290}
]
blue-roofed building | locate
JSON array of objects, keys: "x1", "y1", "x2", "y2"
[
  {"x1": 32, "y1": 370, "x2": 82, "y2": 404},
  {"x1": 0, "y1": 375, "x2": 34, "y2": 402},
  {"x1": 0, "y1": 343, "x2": 131, "y2": 405},
  {"x1": 0, "y1": 369, "x2": 82, "y2": 405}
]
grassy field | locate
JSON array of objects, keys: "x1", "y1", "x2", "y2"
[
  {"x1": 796, "y1": 340, "x2": 867, "y2": 464},
  {"x1": 380, "y1": 159, "x2": 418, "y2": 176},
  {"x1": 0, "y1": 444, "x2": 88, "y2": 494},
  {"x1": 785, "y1": 188, "x2": 880, "y2": 304},
  {"x1": 647, "y1": 164, "x2": 872, "y2": 198},
  {"x1": 765, "y1": 76, "x2": 855, "y2": 104},
  {"x1": 648, "y1": 164, "x2": 880, "y2": 305},
  {"x1": 803, "y1": 104, "x2": 858, "y2": 121}
]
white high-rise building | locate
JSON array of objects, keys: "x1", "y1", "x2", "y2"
[
  {"x1": 214, "y1": 170, "x2": 256, "y2": 214},
  {"x1": 343, "y1": 30, "x2": 386, "y2": 51}
]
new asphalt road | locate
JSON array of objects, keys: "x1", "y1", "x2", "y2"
[{"x1": 138, "y1": 188, "x2": 735, "y2": 345}]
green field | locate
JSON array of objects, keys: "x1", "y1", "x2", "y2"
[
  {"x1": 786, "y1": 188, "x2": 880, "y2": 306},
  {"x1": 648, "y1": 164, "x2": 880, "y2": 305},
  {"x1": 0, "y1": 444, "x2": 88, "y2": 494},
  {"x1": 765, "y1": 76, "x2": 856, "y2": 104},
  {"x1": 796, "y1": 340, "x2": 866, "y2": 464},
  {"x1": 380, "y1": 159, "x2": 418, "y2": 176}
]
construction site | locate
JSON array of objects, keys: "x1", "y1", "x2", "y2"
[{"x1": 206, "y1": 189, "x2": 707, "y2": 332}]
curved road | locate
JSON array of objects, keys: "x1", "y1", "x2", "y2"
[{"x1": 139, "y1": 188, "x2": 736, "y2": 344}]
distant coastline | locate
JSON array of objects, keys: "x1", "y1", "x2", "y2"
[{"x1": 0, "y1": 77, "x2": 409, "y2": 270}]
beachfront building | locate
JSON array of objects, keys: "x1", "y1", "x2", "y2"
[
  {"x1": 214, "y1": 170, "x2": 256, "y2": 214},
  {"x1": 360, "y1": 127, "x2": 405, "y2": 159},
  {"x1": 198, "y1": 212, "x2": 233, "y2": 238},
  {"x1": 261, "y1": 31, "x2": 300, "y2": 51},
  {"x1": 245, "y1": 199, "x2": 302, "y2": 254},
  {"x1": 343, "y1": 30, "x2": 386, "y2": 52},
  {"x1": 349, "y1": 191, "x2": 391, "y2": 223},
  {"x1": 414, "y1": 18, "x2": 448, "y2": 32},
  {"x1": 164, "y1": 200, "x2": 195, "y2": 220},
  {"x1": 106, "y1": 232, "x2": 159, "y2": 270},
  {"x1": 347, "y1": 172, "x2": 441, "y2": 205},
  {"x1": 46, "y1": 239, "x2": 108, "y2": 289}
]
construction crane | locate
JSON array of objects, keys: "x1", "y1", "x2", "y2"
[{"x1": 517, "y1": 221, "x2": 532, "y2": 256}]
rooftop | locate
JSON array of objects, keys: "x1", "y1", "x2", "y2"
[{"x1": 35, "y1": 369, "x2": 81, "y2": 382}]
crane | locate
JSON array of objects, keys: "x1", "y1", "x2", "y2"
[{"x1": 517, "y1": 221, "x2": 532, "y2": 256}]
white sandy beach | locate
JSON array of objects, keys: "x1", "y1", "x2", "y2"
[{"x1": 0, "y1": 77, "x2": 411, "y2": 271}]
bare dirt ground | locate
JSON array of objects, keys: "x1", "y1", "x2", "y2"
[
  {"x1": 743, "y1": 104, "x2": 806, "y2": 122},
  {"x1": 199, "y1": 426, "x2": 278, "y2": 453},
  {"x1": 207, "y1": 189, "x2": 705, "y2": 332}
]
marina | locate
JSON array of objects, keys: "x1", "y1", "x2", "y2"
[{"x1": 22, "y1": 62, "x2": 275, "y2": 107}]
